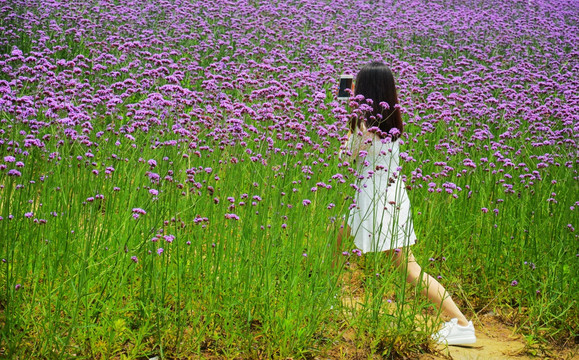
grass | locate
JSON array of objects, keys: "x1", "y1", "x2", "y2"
[{"x1": 1, "y1": 0, "x2": 578, "y2": 358}]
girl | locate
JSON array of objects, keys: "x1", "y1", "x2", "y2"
[{"x1": 338, "y1": 61, "x2": 476, "y2": 345}]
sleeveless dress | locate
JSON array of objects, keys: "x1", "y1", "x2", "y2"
[{"x1": 343, "y1": 127, "x2": 417, "y2": 253}]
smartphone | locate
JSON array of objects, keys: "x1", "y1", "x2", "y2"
[{"x1": 337, "y1": 74, "x2": 353, "y2": 100}]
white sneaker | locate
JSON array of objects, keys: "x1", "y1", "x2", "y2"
[{"x1": 432, "y1": 318, "x2": 476, "y2": 345}]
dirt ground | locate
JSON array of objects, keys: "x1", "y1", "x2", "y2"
[
  {"x1": 323, "y1": 296, "x2": 578, "y2": 360},
  {"x1": 327, "y1": 263, "x2": 578, "y2": 360},
  {"x1": 426, "y1": 313, "x2": 578, "y2": 360}
]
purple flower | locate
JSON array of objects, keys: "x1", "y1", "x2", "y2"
[
  {"x1": 131, "y1": 256, "x2": 138, "y2": 263},
  {"x1": 302, "y1": 199, "x2": 311, "y2": 206},
  {"x1": 4, "y1": 156, "x2": 15, "y2": 162},
  {"x1": 157, "y1": 248, "x2": 164, "y2": 255},
  {"x1": 147, "y1": 172, "x2": 160, "y2": 182},
  {"x1": 224, "y1": 213, "x2": 239, "y2": 220},
  {"x1": 511, "y1": 280, "x2": 518, "y2": 286},
  {"x1": 132, "y1": 208, "x2": 147, "y2": 215},
  {"x1": 15, "y1": 284, "x2": 21, "y2": 290},
  {"x1": 7, "y1": 169, "x2": 21, "y2": 177},
  {"x1": 149, "y1": 189, "x2": 159, "y2": 196},
  {"x1": 481, "y1": 208, "x2": 488, "y2": 213},
  {"x1": 25, "y1": 212, "x2": 33, "y2": 218}
]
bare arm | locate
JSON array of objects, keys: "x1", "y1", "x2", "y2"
[{"x1": 341, "y1": 124, "x2": 376, "y2": 162}]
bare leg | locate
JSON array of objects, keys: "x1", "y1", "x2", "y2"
[
  {"x1": 336, "y1": 222, "x2": 350, "y2": 251},
  {"x1": 333, "y1": 222, "x2": 351, "y2": 268},
  {"x1": 386, "y1": 248, "x2": 469, "y2": 326}
]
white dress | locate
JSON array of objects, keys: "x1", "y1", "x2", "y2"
[{"x1": 343, "y1": 127, "x2": 417, "y2": 253}]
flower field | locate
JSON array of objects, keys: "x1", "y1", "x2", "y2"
[{"x1": 0, "y1": 0, "x2": 577, "y2": 358}]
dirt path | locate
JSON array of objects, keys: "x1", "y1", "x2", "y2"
[
  {"x1": 426, "y1": 312, "x2": 578, "y2": 360},
  {"x1": 333, "y1": 298, "x2": 577, "y2": 359},
  {"x1": 425, "y1": 312, "x2": 571, "y2": 360},
  {"x1": 335, "y1": 267, "x2": 578, "y2": 360},
  {"x1": 431, "y1": 315, "x2": 527, "y2": 359}
]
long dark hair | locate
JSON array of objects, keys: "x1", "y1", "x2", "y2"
[{"x1": 349, "y1": 61, "x2": 403, "y2": 140}]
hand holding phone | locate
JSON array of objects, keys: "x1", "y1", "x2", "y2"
[{"x1": 337, "y1": 74, "x2": 353, "y2": 100}]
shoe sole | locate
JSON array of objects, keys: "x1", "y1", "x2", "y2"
[{"x1": 445, "y1": 335, "x2": 477, "y2": 345}]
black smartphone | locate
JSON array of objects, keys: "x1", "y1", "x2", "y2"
[{"x1": 337, "y1": 74, "x2": 353, "y2": 100}]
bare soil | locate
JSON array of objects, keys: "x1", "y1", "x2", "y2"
[
  {"x1": 317, "y1": 299, "x2": 578, "y2": 360},
  {"x1": 425, "y1": 313, "x2": 578, "y2": 360},
  {"x1": 319, "y1": 261, "x2": 578, "y2": 360}
]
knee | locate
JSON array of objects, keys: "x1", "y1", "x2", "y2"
[{"x1": 403, "y1": 262, "x2": 423, "y2": 284}]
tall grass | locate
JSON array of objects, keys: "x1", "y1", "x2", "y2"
[{"x1": 1, "y1": 0, "x2": 577, "y2": 358}]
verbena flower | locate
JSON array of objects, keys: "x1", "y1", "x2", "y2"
[{"x1": 132, "y1": 208, "x2": 146, "y2": 215}]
